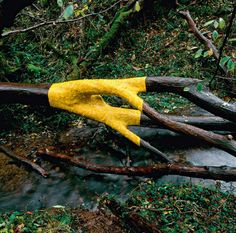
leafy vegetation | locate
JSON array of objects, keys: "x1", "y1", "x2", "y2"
[
  {"x1": 107, "y1": 182, "x2": 236, "y2": 232},
  {"x1": 0, "y1": 208, "x2": 76, "y2": 233}
]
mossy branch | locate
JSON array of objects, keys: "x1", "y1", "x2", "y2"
[{"x1": 77, "y1": 3, "x2": 138, "y2": 77}]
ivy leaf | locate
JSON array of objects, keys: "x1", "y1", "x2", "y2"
[
  {"x1": 183, "y1": 87, "x2": 190, "y2": 92},
  {"x1": 203, "y1": 20, "x2": 215, "y2": 27},
  {"x1": 212, "y1": 30, "x2": 219, "y2": 41},
  {"x1": 62, "y1": 4, "x2": 74, "y2": 20},
  {"x1": 194, "y1": 48, "x2": 203, "y2": 58},
  {"x1": 203, "y1": 51, "x2": 209, "y2": 57},
  {"x1": 220, "y1": 56, "x2": 230, "y2": 66},
  {"x1": 218, "y1": 18, "x2": 225, "y2": 29},
  {"x1": 57, "y1": 0, "x2": 63, "y2": 8},
  {"x1": 227, "y1": 59, "x2": 235, "y2": 72},
  {"x1": 214, "y1": 21, "x2": 219, "y2": 28},
  {"x1": 197, "y1": 83, "x2": 203, "y2": 92},
  {"x1": 134, "y1": 1, "x2": 141, "y2": 12},
  {"x1": 208, "y1": 48, "x2": 213, "y2": 57}
]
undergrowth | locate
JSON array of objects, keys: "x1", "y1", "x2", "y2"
[{"x1": 110, "y1": 182, "x2": 236, "y2": 232}]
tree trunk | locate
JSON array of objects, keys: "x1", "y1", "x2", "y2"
[{"x1": 0, "y1": 0, "x2": 35, "y2": 34}]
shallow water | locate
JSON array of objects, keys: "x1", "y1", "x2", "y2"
[{"x1": 0, "y1": 135, "x2": 236, "y2": 212}]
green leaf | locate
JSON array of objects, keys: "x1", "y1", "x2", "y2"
[
  {"x1": 194, "y1": 48, "x2": 203, "y2": 58},
  {"x1": 183, "y1": 87, "x2": 190, "y2": 92},
  {"x1": 227, "y1": 59, "x2": 235, "y2": 72},
  {"x1": 134, "y1": 1, "x2": 141, "y2": 12},
  {"x1": 203, "y1": 51, "x2": 209, "y2": 57},
  {"x1": 57, "y1": 0, "x2": 63, "y2": 7},
  {"x1": 218, "y1": 18, "x2": 225, "y2": 29},
  {"x1": 197, "y1": 83, "x2": 203, "y2": 92},
  {"x1": 203, "y1": 20, "x2": 215, "y2": 27},
  {"x1": 62, "y1": 4, "x2": 74, "y2": 20},
  {"x1": 27, "y1": 64, "x2": 42, "y2": 74},
  {"x1": 220, "y1": 56, "x2": 230, "y2": 66},
  {"x1": 212, "y1": 30, "x2": 219, "y2": 41},
  {"x1": 214, "y1": 21, "x2": 219, "y2": 28}
]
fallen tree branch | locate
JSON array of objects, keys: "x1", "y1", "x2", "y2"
[
  {"x1": 146, "y1": 77, "x2": 236, "y2": 122},
  {"x1": 141, "y1": 114, "x2": 236, "y2": 131},
  {"x1": 0, "y1": 145, "x2": 48, "y2": 177},
  {"x1": 38, "y1": 149, "x2": 236, "y2": 181},
  {"x1": 143, "y1": 102, "x2": 236, "y2": 157},
  {"x1": 1, "y1": 0, "x2": 123, "y2": 37},
  {"x1": 1, "y1": 77, "x2": 236, "y2": 158},
  {"x1": 179, "y1": 10, "x2": 228, "y2": 74}
]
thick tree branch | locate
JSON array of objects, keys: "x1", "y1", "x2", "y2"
[
  {"x1": 146, "y1": 77, "x2": 236, "y2": 122},
  {"x1": 38, "y1": 149, "x2": 236, "y2": 181},
  {"x1": 140, "y1": 115, "x2": 236, "y2": 131}
]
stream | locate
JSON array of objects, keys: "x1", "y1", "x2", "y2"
[{"x1": 1, "y1": 129, "x2": 236, "y2": 212}]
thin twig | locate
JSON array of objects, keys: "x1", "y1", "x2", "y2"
[
  {"x1": 211, "y1": 3, "x2": 236, "y2": 84},
  {"x1": 1, "y1": 0, "x2": 123, "y2": 37},
  {"x1": 179, "y1": 10, "x2": 227, "y2": 74},
  {"x1": 0, "y1": 145, "x2": 48, "y2": 177}
]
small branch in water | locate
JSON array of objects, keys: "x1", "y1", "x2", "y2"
[
  {"x1": 0, "y1": 145, "x2": 48, "y2": 177},
  {"x1": 38, "y1": 149, "x2": 236, "y2": 181}
]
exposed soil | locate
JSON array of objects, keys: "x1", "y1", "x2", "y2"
[{"x1": 72, "y1": 209, "x2": 127, "y2": 233}]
